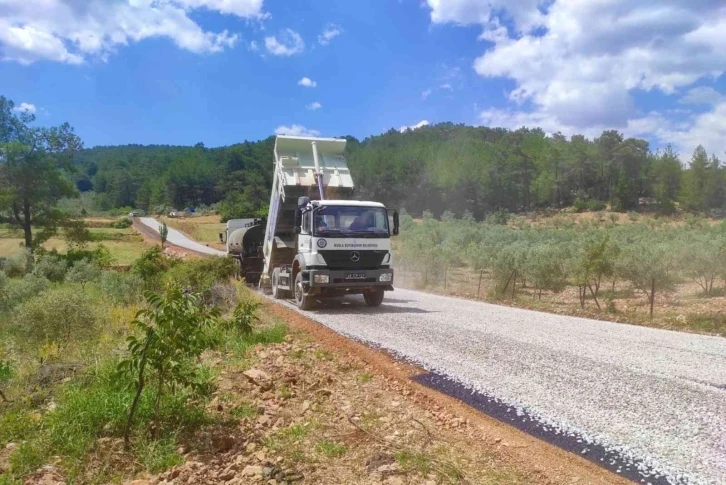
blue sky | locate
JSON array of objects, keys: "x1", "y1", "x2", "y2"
[{"x1": 1, "y1": 0, "x2": 725, "y2": 157}]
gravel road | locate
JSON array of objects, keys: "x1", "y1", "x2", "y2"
[
  {"x1": 138, "y1": 217, "x2": 226, "y2": 257},
  {"x1": 275, "y1": 289, "x2": 726, "y2": 485}
]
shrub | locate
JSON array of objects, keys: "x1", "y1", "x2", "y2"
[
  {"x1": 486, "y1": 210, "x2": 510, "y2": 225},
  {"x1": 117, "y1": 287, "x2": 219, "y2": 447},
  {"x1": 3, "y1": 274, "x2": 51, "y2": 310},
  {"x1": 100, "y1": 271, "x2": 144, "y2": 305},
  {"x1": 164, "y1": 257, "x2": 236, "y2": 300},
  {"x1": 132, "y1": 246, "x2": 173, "y2": 286},
  {"x1": 572, "y1": 198, "x2": 588, "y2": 213},
  {"x1": 32, "y1": 253, "x2": 68, "y2": 282},
  {"x1": 66, "y1": 244, "x2": 115, "y2": 267},
  {"x1": 66, "y1": 259, "x2": 102, "y2": 288},
  {"x1": 2, "y1": 250, "x2": 32, "y2": 277},
  {"x1": 587, "y1": 199, "x2": 606, "y2": 211},
  {"x1": 110, "y1": 217, "x2": 133, "y2": 229},
  {"x1": 14, "y1": 287, "x2": 97, "y2": 345}
]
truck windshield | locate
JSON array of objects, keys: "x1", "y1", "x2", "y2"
[{"x1": 313, "y1": 206, "x2": 389, "y2": 237}]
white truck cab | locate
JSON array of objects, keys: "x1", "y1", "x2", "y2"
[{"x1": 259, "y1": 135, "x2": 399, "y2": 309}]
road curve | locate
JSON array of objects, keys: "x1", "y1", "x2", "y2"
[
  {"x1": 273, "y1": 289, "x2": 726, "y2": 485},
  {"x1": 138, "y1": 217, "x2": 226, "y2": 257}
]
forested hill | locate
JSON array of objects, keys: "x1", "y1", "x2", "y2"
[{"x1": 74, "y1": 124, "x2": 726, "y2": 220}]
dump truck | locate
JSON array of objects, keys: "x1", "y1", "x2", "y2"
[{"x1": 256, "y1": 135, "x2": 399, "y2": 309}]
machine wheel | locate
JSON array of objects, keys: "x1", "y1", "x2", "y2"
[
  {"x1": 294, "y1": 272, "x2": 315, "y2": 310},
  {"x1": 363, "y1": 289, "x2": 385, "y2": 307}
]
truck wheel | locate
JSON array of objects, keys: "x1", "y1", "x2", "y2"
[
  {"x1": 272, "y1": 268, "x2": 285, "y2": 299},
  {"x1": 294, "y1": 272, "x2": 314, "y2": 310},
  {"x1": 363, "y1": 289, "x2": 385, "y2": 307}
]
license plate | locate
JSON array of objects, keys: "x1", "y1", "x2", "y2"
[{"x1": 346, "y1": 272, "x2": 366, "y2": 279}]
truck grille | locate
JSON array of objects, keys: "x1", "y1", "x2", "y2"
[{"x1": 318, "y1": 250, "x2": 386, "y2": 270}]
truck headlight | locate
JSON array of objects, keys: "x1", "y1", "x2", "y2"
[
  {"x1": 314, "y1": 274, "x2": 330, "y2": 284},
  {"x1": 379, "y1": 272, "x2": 393, "y2": 282}
]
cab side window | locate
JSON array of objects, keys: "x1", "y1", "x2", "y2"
[{"x1": 301, "y1": 210, "x2": 311, "y2": 234}]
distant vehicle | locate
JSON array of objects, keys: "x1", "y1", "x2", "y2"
[
  {"x1": 129, "y1": 211, "x2": 139, "y2": 217},
  {"x1": 219, "y1": 135, "x2": 399, "y2": 309}
]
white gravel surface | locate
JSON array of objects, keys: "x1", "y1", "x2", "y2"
[
  {"x1": 138, "y1": 217, "x2": 226, "y2": 257},
  {"x1": 274, "y1": 288, "x2": 726, "y2": 485}
]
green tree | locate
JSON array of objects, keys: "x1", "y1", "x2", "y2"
[
  {"x1": 681, "y1": 145, "x2": 710, "y2": 212},
  {"x1": 652, "y1": 145, "x2": 682, "y2": 213},
  {"x1": 118, "y1": 287, "x2": 219, "y2": 448},
  {"x1": 0, "y1": 96, "x2": 82, "y2": 250},
  {"x1": 159, "y1": 221, "x2": 169, "y2": 249}
]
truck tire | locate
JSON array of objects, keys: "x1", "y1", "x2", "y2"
[
  {"x1": 363, "y1": 289, "x2": 385, "y2": 307},
  {"x1": 294, "y1": 272, "x2": 315, "y2": 310}
]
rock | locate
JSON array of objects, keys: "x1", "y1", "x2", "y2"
[
  {"x1": 384, "y1": 477, "x2": 404, "y2": 485},
  {"x1": 301, "y1": 400, "x2": 310, "y2": 413},
  {"x1": 212, "y1": 435, "x2": 235, "y2": 453},
  {"x1": 5, "y1": 442, "x2": 17, "y2": 451},
  {"x1": 243, "y1": 369, "x2": 271, "y2": 385},
  {"x1": 365, "y1": 452, "x2": 395, "y2": 472},
  {"x1": 242, "y1": 465, "x2": 264, "y2": 477},
  {"x1": 258, "y1": 415, "x2": 272, "y2": 427}
]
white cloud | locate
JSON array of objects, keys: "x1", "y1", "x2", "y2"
[
  {"x1": 0, "y1": 0, "x2": 266, "y2": 65},
  {"x1": 306, "y1": 102, "x2": 322, "y2": 111},
  {"x1": 274, "y1": 124, "x2": 320, "y2": 137},
  {"x1": 679, "y1": 86, "x2": 725, "y2": 105},
  {"x1": 297, "y1": 77, "x2": 317, "y2": 88},
  {"x1": 421, "y1": 89, "x2": 433, "y2": 100},
  {"x1": 427, "y1": 0, "x2": 726, "y2": 152},
  {"x1": 264, "y1": 29, "x2": 304, "y2": 56},
  {"x1": 318, "y1": 23, "x2": 342, "y2": 45},
  {"x1": 440, "y1": 83, "x2": 452, "y2": 91},
  {"x1": 248, "y1": 40, "x2": 259, "y2": 52},
  {"x1": 12, "y1": 102, "x2": 37, "y2": 114},
  {"x1": 399, "y1": 120, "x2": 430, "y2": 132}
]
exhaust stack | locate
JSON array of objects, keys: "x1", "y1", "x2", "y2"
[{"x1": 311, "y1": 141, "x2": 325, "y2": 200}]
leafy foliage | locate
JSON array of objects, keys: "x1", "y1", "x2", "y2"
[
  {"x1": 32, "y1": 253, "x2": 69, "y2": 282},
  {"x1": 117, "y1": 287, "x2": 219, "y2": 447},
  {"x1": 0, "y1": 96, "x2": 83, "y2": 250},
  {"x1": 13, "y1": 286, "x2": 97, "y2": 346},
  {"x1": 65, "y1": 259, "x2": 102, "y2": 288}
]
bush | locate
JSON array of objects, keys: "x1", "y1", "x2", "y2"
[
  {"x1": 66, "y1": 244, "x2": 115, "y2": 267},
  {"x1": 110, "y1": 217, "x2": 133, "y2": 229},
  {"x1": 100, "y1": 271, "x2": 144, "y2": 305},
  {"x1": 14, "y1": 287, "x2": 97, "y2": 345},
  {"x1": 587, "y1": 199, "x2": 607, "y2": 211},
  {"x1": 132, "y1": 246, "x2": 173, "y2": 285},
  {"x1": 164, "y1": 257, "x2": 236, "y2": 300},
  {"x1": 2, "y1": 250, "x2": 32, "y2": 277},
  {"x1": 2, "y1": 274, "x2": 51, "y2": 310},
  {"x1": 572, "y1": 198, "x2": 588, "y2": 213},
  {"x1": 486, "y1": 210, "x2": 510, "y2": 225},
  {"x1": 32, "y1": 253, "x2": 69, "y2": 282},
  {"x1": 66, "y1": 259, "x2": 102, "y2": 288}
]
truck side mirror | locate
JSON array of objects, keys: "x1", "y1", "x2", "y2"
[
  {"x1": 389, "y1": 210, "x2": 400, "y2": 236},
  {"x1": 294, "y1": 207, "x2": 301, "y2": 234},
  {"x1": 293, "y1": 226, "x2": 301, "y2": 235},
  {"x1": 219, "y1": 231, "x2": 226, "y2": 243}
]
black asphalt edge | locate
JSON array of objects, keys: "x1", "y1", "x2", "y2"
[
  {"x1": 413, "y1": 371, "x2": 680, "y2": 485},
  {"x1": 264, "y1": 297, "x2": 683, "y2": 485}
]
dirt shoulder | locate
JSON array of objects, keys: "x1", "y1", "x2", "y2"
[{"x1": 128, "y1": 301, "x2": 628, "y2": 485}]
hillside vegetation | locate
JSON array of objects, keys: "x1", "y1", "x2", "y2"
[{"x1": 72, "y1": 125, "x2": 725, "y2": 221}]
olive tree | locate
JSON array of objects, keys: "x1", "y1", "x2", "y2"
[{"x1": 618, "y1": 242, "x2": 678, "y2": 318}]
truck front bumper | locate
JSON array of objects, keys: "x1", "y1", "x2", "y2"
[{"x1": 305, "y1": 268, "x2": 394, "y2": 289}]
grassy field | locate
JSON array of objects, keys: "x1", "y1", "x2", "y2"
[
  {"x1": 159, "y1": 215, "x2": 225, "y2": 250},
  {"x1": 0, "y1": 223, "x2": 148, "y2": 265}
]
